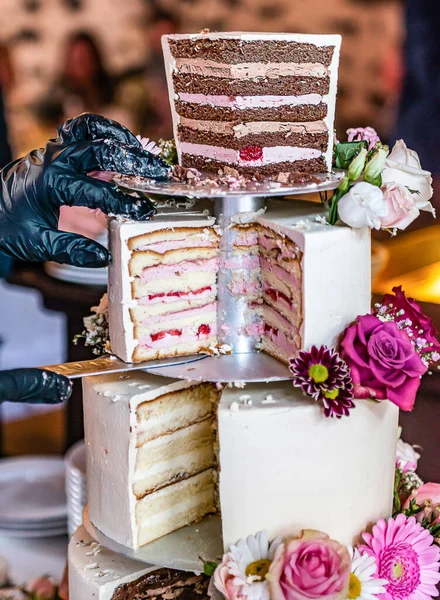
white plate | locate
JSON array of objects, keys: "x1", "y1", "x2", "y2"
[
  {"x1": 44, "y1": 262, "x2": 107, "y2": 285},
  {"x1": 0, "y1": 457, "x2": 67, "y2": 523},
  {"x1": 0, "y1": 526, "x2": 67, "y2": 539},
  {"x1": 0, "y1": 518, "x2": 67, "y2": 531}
]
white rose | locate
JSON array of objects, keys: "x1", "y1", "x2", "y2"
[
  {"x1": 396, "y1": 438, "x2": 420, "y2": 472},
  {"x1": 382, "y1": 140, "x2": 435, "y2": 217},
  {"x1": 338, "y1": 182, "x2": 387, "y2": 229}
]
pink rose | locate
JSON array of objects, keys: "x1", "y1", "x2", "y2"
[
  {"x1": 380, "y1": 286, "x2": 440, "y2": 355},
  {"x1": 380, "y1": 183, "x2": 419, "y2": 230},
  {"x1": 268, "y1": 530, "x2": 351, "y2": 600},
  {"x1": 404, "y1": 483, "x2": 440, "y2": 525},
  {"x1": 213, "y1": 558, "x2": 247, "y2": 600},
  {"x1": 341, "y1": 314, "x2": 427, "y2": 410},
  {"x1": 25, "y1": 576, "x2": 56, "y2": 599}
]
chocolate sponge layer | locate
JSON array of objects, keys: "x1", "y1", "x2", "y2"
[
  {"x1": 175, "y1": 101, "x2": 328, "y2": 123},
  {"x1": 181, "y1": 154, "x2": 328, "y2": 176},
  {"x1": 173, "y1": 73, "x2": 330, "y2": 96},
  {"x1": 111, "y1": 569, "x2": 209, "y2": 600},
  {"x1": 168, "y1": 38, "x2": 334, "y2": 66},
  {"x1": 177, "y1": 126, "x2": 329, "y2": 151}
]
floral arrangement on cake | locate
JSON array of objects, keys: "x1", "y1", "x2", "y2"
[
  {"x1": 327, "y1": 127, "x2": 435, "y2": 232},
  {"x1": 0, "y1": 575, "x2": 62, "y2": 600},
  {"x1": 73, "y1": 293, "x2": 110, "y2": 356},
  {"x1": 289, "y1": 286, "x2": 440, "y2": 418},
  {"x1": 208, "y1": 438, "x2": 440, "y2": 600}
]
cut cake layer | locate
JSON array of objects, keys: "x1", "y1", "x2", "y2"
[
  {"x1": 83, "y1": 372, "x2": 220, "y2": 549},
  {"x1": 108, "y1": 216, "x2": 219, "y2": 363},
  {"x1": 162, "y1": 32, "x2": 341, "y2": 177}
]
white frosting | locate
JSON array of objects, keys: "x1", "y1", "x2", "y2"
[
  {"x1": 256, "y1": 201, "x2": 371, "y2": 350},
  {"x1": 218, "y1": 382, "x2": 399, "y2": 550},
  {"x1": 68, "y1": 526, "x2": 156, "y2": 600},
  {"x1": 178, "y1": 93, "x2": 324, "y2": 108},
  {"x1": 165, "y1": 31, "x2": 343, "y2": 45},
  {"x1": 179, "y1": 142, "x2": 322, "y2": 165},
  {"x1": 83, "y1": 372, "x2": 197, "y2": 549},
  {"x1": 108, "y1": 215, "x2": 216, "y2": 362}
]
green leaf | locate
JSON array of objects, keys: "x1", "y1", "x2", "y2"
[
  {"x1": 406, "y1": 187, "x2": 420, "y2": 195},
  {"x1": 201, "y1": 559, "x2": 218, "y2": 577},
  {"x1": 364, "y1": 173, "x2": 382, "y2": 187},
  {"x1": 334, "y1": 141, "x2": 368, "y2": 169}
]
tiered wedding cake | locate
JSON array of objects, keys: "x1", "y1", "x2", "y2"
[{"x1": 68, "y1": 31, "x2": 440, "y2": 600}]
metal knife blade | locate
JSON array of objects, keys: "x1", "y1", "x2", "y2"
[{"x1": 38, "y1": 354, "x2": 206, "y2": 379}]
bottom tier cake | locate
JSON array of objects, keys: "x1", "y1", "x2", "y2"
[{"x1": 68, "y1": 526, "x2": 210, "y2": 600}]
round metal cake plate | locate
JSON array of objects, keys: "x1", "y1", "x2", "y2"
[
  {"x1": 83, "y1": 506, "x2": 223, "y2": 571},
  {"x1": 114, "y1": 170, "x2": 343, "y2": 199},
  {"x1": 143, "y1": 352, "x2": 292, "y2": 383}
]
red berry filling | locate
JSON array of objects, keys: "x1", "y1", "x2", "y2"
[
  {"x1": 264, "y1": 323, "x2": 277, "y2": 336},
  {"x1": 148, "y1": 286, "x2": 212, "y2": 301},
  {"x1": 151, "y1": 329, "x2": 182, "y2": 342},
  {"x1": 265, "y1": 286, "x2": 291, "y2": 306},
  {"x1": 239, "y1": 145, "x2": 263, "y2": 162},
  {"x1": 197, "y1": 324, "x2": 211, "y2": 337}
]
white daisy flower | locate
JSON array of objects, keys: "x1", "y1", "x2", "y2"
[
  {"x1": 136, "y1": 135, "x2": 161, "y2": 155},
  {"x1": 348, "y1": 546, "x2": 388, "y2": 600},
  {"x1": 214, "y1": 531, "x2": 281, "y2": 600}
]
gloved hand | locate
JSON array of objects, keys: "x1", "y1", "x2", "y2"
[
  {"x1": 0, "y1": 113, "x2": 171, "y2": 268},
  {"x1": 0, "y1": 368, "x2": 72, "y2": 404}
]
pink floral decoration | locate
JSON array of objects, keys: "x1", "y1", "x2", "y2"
[
  {"x1": 347, "y1": 126, "x2": 381, "y2": 151},
  {"x1": 213, "y1": 560, "x2": 247, "y2": 600},
  {"x1": 404, "y1": 483, "x2": 440, "y2": 526},
  {"x1": 268, "y1": 530, "x2": 351, "y2": 600},
  {"x1": 25, "y1": 576, "x2": 57, "y2": 599},
  {"x1": 136, "y1": 135, "x2": 161, "y2": 155},
  {"x1": 379, "y1": 286, "x2": 440, "y2": 357},
  {"x1": 340, "y1": 314, "x2": 427, "y2": 411},
  {"x1": 360, "y1": 514, "x2": 440, "y2": 600}
]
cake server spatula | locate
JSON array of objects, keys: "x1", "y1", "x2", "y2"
[{"x1": 38, "y1": 354, "x2": 206, "y2": 380}]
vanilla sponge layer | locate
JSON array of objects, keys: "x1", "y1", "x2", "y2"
[
  {"x1": 136, "y1": 383, "x2": 217, "y2": 446},
  {"x1": 131, "y1": 294, "x2": 217, "y2": 320},
  {"x1": 135, "y1": 469, "x2": 216, "y2": 546},
  {"x1": 133, "y1": 338, "x2": 217, "y2": 362},
  {"x1": 132, "y1": 272, "x2": 217, "y2": 298},
  {"x1": 133, "y1": 419, "x2": 215, "y2": 498},
  {"x1": 134, "y1": 308, "x2": 217, "y2": 338}
]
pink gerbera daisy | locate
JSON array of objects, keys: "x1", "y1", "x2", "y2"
[{"x1": 360, "y1": 514, "x2": 440, "y2": 600}]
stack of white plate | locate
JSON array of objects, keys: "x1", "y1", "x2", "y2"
[
  {"x1": 65, "y1": 440, "x2": 87, "y2": 536},
  {"x1": 0, "y1": 456, "x2": 67, "y2": 537}
]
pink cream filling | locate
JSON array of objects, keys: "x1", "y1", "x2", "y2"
[
  {"x1": 263, "y1": 324, "x2": 298, "y2": 357},
  {"x1": 177, "y1": 93, "x2": 323, "y2": 108},
  {"x1": 137, "y1": 239, "x2": 215, "y2": 253},
  {"x1": 223, "y1": 255, "x2": 260, "y2": 270},
  {"x1": 234, "y1": 232, "x2": 258, "y2": 246},
  {"x1": 140, "y1": 258, "x2": 219, "y2": 281},
  {"x1": 141, "y1": 302, "x2": 216, "y2": 326},
  {"x1": 138, "y1": 285, "x2": 217, "y2": 305},
  {"x1": 260, "y1": 258, "x2": 300, "y2": 288},
  {"x1": 258, "y1": 234, "x2": 299, "y2": 259},
  {"x1": 139, "y1": 325, "x2": 217, "y2": 349}
]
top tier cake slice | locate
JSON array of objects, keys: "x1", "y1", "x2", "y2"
[{"x1": 162, "y1": 32, "x2": 341, "y2": 177}]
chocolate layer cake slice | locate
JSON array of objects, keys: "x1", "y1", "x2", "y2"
[{"x1": 162, "y1": 32, "x2": 341, "y2": 177}]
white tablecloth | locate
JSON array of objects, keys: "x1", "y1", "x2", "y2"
[{"x1": 0, "y1": 535, "x2": 68, "y2": 585}]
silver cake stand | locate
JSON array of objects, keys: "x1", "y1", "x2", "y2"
[
  {"x1": 83, "y1": 506, "x2": 223, "y2": 571},
  {"x1": 116, "y1": 172, "x2": 343, "y2": 383}
]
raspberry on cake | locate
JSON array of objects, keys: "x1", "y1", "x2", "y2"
[
  {"x1": 108, "y1": 215, "x2": 220, "y2": 363},
  {"x1": 162, "y1": 32, "x2": 341, "y2": 178}
]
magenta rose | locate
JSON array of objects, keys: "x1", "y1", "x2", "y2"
[
  {"x1": 268, "y1": 530, "x2": 351, "y2": 600},
  {"x1": 341, "y1": 314, "x2": 427, "y2": 411},
  {"x1": 380, "y1": 286, "x2": 440, "y2": 355}
]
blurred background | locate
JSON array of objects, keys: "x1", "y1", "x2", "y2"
[{"x1": 0, "y1": 0, "x2": 438, "y2": 480}]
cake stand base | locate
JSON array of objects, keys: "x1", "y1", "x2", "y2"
[
  {"x1": 144, "y1": 351, "x2": 291, "y2": 383},
  {"x1": 82, "y1": 506, "x2": 222, "y2": 571}
]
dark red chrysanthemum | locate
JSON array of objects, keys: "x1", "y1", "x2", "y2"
[{"x1": 289, "y1": 345, "x2": 355, "y2": 418}]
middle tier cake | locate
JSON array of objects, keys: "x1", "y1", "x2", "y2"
[
  {"x1": 83, "y1": 371, "x2": 399, "y2": 551},
  {"x1": 108, "y1": 201, "x2": 371, "y2": 364}
]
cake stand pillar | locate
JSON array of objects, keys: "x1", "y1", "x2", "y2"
[{"x1": 213, "y1": 195, "x2": 266, "y2": 354}]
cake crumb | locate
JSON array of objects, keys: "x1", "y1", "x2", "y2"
[
  {"x1": 233, "y1": 381, "x2": 246, "y2": 388},
  {"x1": 263, "y1": 394, "x2": 276, "y2": 404},
  {"x1": 230, "y1": 401, "x2": 240, "y2": 413},
  {"x1": 239, "y1": 394, "x2": 252, "y2": 405},
  {"x1": 137, "y1": 384, "x2": 151, "y2": 390},
  {"x1": 84, "y1": 563, "x2": 99, "y2": 570}
]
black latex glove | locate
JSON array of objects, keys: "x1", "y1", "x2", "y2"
[
  {"x1": 0, "y1": 113, "x2": 171, "y2": 267},
  {"x1": 0, "y1": 368, "x2": 72, "y2": 404}
]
